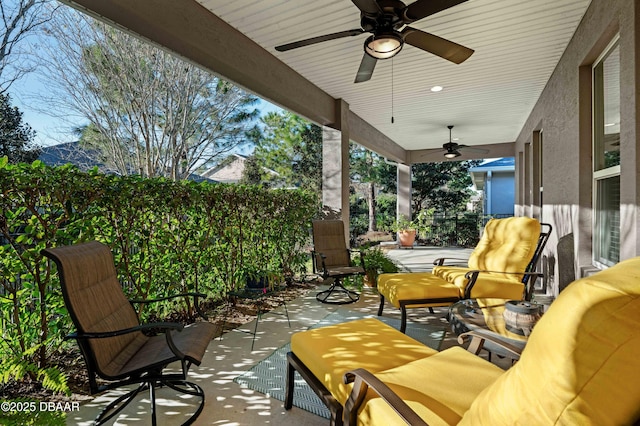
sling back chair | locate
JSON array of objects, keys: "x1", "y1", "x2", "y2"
[
  {"x1": 312, "y1": 220, "x2": 364, "y2": 304},
  {"x1": 42, "y1": 241, "x2": 217, "y2": 425},
  {"x1": 378, "y1": 217, "x2": 552, "y2": 332}
]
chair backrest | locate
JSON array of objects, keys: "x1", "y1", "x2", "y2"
[
  {"x1": 312, "y1": 220, "x2": 350, "y2": 269},
  {"x1": 468, "y1": 217, "x2": 543, "y2": 283},
  {"x1": 42, "y1": 241, "x2": 145, "y2": 380},
  {"x1": 460, "y1": 256, "x2": 640, "y2": 425}
]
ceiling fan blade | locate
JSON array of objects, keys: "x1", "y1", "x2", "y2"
[
  {"x1": 275, "y1": 28, "x2": 364, "y2": 52},
  {"x1": 403, "y1": 0, "x2": 468, "y2": 23},
  {"x1": 459, "y1": 145, "x2": 489, "y2": 154},
  {"x1": 351, "y1": 0, "x2": 383, "y2": 16},
  {"x1": 354, "y1": 53, "x2": 377, "y2": 83},
  {"x1": 402, "y1": 27, "x2": 474, "y2": 64}
]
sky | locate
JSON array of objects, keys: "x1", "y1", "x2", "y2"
[{"x1": 9, "y1": 71, "x2": 283, "y2": 149}]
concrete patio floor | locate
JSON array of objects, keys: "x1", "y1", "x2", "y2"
[{"x1": 67, "y1": 247, "x2": 479, "y2": 426}]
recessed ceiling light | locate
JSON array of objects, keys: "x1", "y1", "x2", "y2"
[{"x1": 430, "y1": 85, "x2": 443, "y2": 92}]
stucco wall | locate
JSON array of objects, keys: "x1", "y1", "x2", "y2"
[{"x1": 515, "y1": 0, "x2": 639, "y2": 295}]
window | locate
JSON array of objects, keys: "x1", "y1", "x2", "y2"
[{"x1": 593, "y1": 38, "x2": 620, "y2": 267}]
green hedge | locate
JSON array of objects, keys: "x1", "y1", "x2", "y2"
[{"x1": 0, "y1": 158, "x2": 317, "y2": 393}]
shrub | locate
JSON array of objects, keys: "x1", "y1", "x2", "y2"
[{"x1": 0, "y1": 158, "x2": 317, "y2": 394}]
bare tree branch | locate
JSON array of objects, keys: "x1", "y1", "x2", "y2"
[
  {"x1": 36, "y1": 9, "x2": 259, "y2": 179},
  {"x1": 0, "y1": 0, "x2": 57, "y2": 93}
]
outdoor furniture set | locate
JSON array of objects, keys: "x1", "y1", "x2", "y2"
[
  {"x1": 286, "y1": 251, "x2": 640, "y2": 425},
  {"x1": 42, "y1": 218, "x2": 640, "y2": 425},
  {"x1": 287, "y1": 217, "x2": 640, "y2": 425}
]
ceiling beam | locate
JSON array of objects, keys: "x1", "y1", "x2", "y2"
[{"x1": 61, "y1": 0, "x2": 408, "y2": 163}]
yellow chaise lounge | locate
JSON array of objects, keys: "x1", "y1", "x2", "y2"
[
  {"x1": 285, "y1": 256, "x2": 640, "y2": 425},
  {"x1": 378, "y1": 217, "x2": 552, "y2": 332}
]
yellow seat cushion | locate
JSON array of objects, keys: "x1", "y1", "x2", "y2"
[
  {"x1": 291, "y1": 318, "x2": 436, "y2": 405},
  {"x1": 431, "y1": 266, "x2": 525, "y2": 300},
  {"x1": 460, "y1": 257, "x2": 640, "y2": 425},
  {"x1": 357, "y1": 346, "x2": 503, "y2": 426},
  {"x1": 377, "y1": 273, "x2": 460, "y2": 308}
]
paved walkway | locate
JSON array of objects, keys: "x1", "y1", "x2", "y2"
[{"x1": 68, "y1": 247, "x2": 475, "y2": 426}]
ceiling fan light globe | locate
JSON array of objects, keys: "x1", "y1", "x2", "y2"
[
  {"x1": 364, "y1": 33, "x2": 403, "y2": 59},
  {"x1": 444, "y1": 151, "x2": 461, "y2": 159}
]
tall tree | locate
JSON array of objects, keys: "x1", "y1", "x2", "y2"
[
  {"x1": 0, "y1": 92, "x2": 39, "y2": 162},
  {"x1": 253, "y1": 111, "x2": 322, "y2": 192},
  {"x1": 38, "y1": 9, "x2": 259, "y2": 180},
  {"x1": 0, "y1": 0, "x2": 56, "y2": 93},
  {"x1": 350, "y1": 144, "x2": 395, "y2": 232},
  {"x1": 411, "y1": 160, "x2": 481, "y2": 216},
  {"x1": 240, "y1": 154, "x2": 265, "y2": 186}
]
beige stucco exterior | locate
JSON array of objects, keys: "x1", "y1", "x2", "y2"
[{"x1": 515, "y1": 0, "x2": 639, "y2": 294}]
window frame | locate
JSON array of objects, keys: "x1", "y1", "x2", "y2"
[{"x1": 592, "y1": 36, "x2": 620, "y2": 269}]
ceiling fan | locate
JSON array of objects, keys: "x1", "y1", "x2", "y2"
[
  {"x1": 275, "y1": 0, "x2": 474, "y2": 83},
  {"x1": 439, "y1": 125, "x2": 488, "y2": 159}
]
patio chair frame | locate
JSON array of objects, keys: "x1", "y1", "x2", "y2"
[
  {"x1": 42, "y1": 241, "x2": 216, "y2": 426},
  {"x1": 311, "y1": 220, "x2": 364, "y2": 305}
]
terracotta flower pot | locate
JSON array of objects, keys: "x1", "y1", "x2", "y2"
[{"x1": 398, "y1": 229, "x2": 416, "y2": 247}]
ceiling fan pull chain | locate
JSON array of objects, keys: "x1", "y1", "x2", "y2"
[{"x1": 391, "y1": 58, "x2": 395, "y2": 124}]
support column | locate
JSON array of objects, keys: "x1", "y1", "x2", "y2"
[
  {"x1": 322, "y1": 100, "x2": 350, "y2": 239},
  {"x1": 397, "y1": 163, "x2": 412, "y2": 220}
]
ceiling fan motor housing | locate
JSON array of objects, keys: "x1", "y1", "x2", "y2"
[{"x1": 361, "y1": 0, "x2": 406, "y2": 29}]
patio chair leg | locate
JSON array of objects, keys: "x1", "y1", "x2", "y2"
[
  {"x1": 96, "y1": 382, "x2": 148, "y2": 425},
  {"x1": 316, "y1": 280, "x2": 360, "y2": 305},
  {"x1": 377, "y1": 294, "x2": 385, "y2": 316},
  {"x1": 285, "y1": 356, "x2": 295, "y2": 410},
  {"x1": 400, "y1": 307, "x2": 407, "y2": 334},
  {"x1": 251, "y1": 302, "x2": 262, "y2": 351},
  {"x1": 283, "y1": 298, "x2": 291, "y2": 327},
  {"x1": 150, "y1": 381, "x2": 157, "y2": 426}
]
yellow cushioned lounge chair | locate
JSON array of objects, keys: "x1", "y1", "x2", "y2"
[
  {"x1": 378, "y1": 217, "x2": 552, "y2": 332},
  {"x1": 286, "y1": 256, "x2": 640, "y2": 425}
]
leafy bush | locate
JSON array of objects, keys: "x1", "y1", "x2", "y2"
[
  {"x1": 0, "y1": 158, "x2": 317, "y2": 394},
  {"x1": 362, "y1": 247, "x2": 398, "y2": 285}
]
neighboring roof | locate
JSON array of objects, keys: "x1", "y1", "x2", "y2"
[
  {"x1": 39, "y1": 141, "x2": 215, "y2": 182},
  {"x1": 202, "y1": 153, "x2": 279, "y2": 184},
  {"x1": 470, "y1": 157, "x2": 515, "y2": 171},
  {"x1": 38, "y1": 141, "x2": 115, "y2": 173},
  {"x1": 469, "y1": 157, "x2": 515, "y2": 190},
  {"x1": 201, "y1": 153, "x2": 247, "y2": 183}
]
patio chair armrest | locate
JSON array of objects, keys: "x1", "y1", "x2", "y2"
[
  {"x1": 66, "y1": 321, "x2": 184, "y2": 340},
  {"x1": 458, "y1": 330, "x2": 523, "y2": 360},
  {"x1": 464, "y1": 269, "x2": 543, "y2": 281},
  {"x1": 433, "y1": 257, "x2": 469, "y2": 266},
  {"x1": 343, "y1": 368, "x2": 429, "y2": 426},
  {"x1": 129, "y1": 292, "x2": 209, "y2": 319},
  {"x1": 311, "y1": 250, "x2": 329, "y2": 277},
  {"x1": 464, "y1": 270, "x2": 544, "y2": 299}
]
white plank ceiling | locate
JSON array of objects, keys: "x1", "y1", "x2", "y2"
[{"x1": 198, "y1": 0, "x2": 591, "y2": 153}]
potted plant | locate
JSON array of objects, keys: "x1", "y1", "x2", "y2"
[
  {"x1": 391, "y1": 215, "x2": 417, "y2": 247},
  {"x1": 362, "y1": 247, "x2": 398, "y2": 287},
  {"x1": 243, "y1": 265, "x2": 282, "y2": 292}
]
